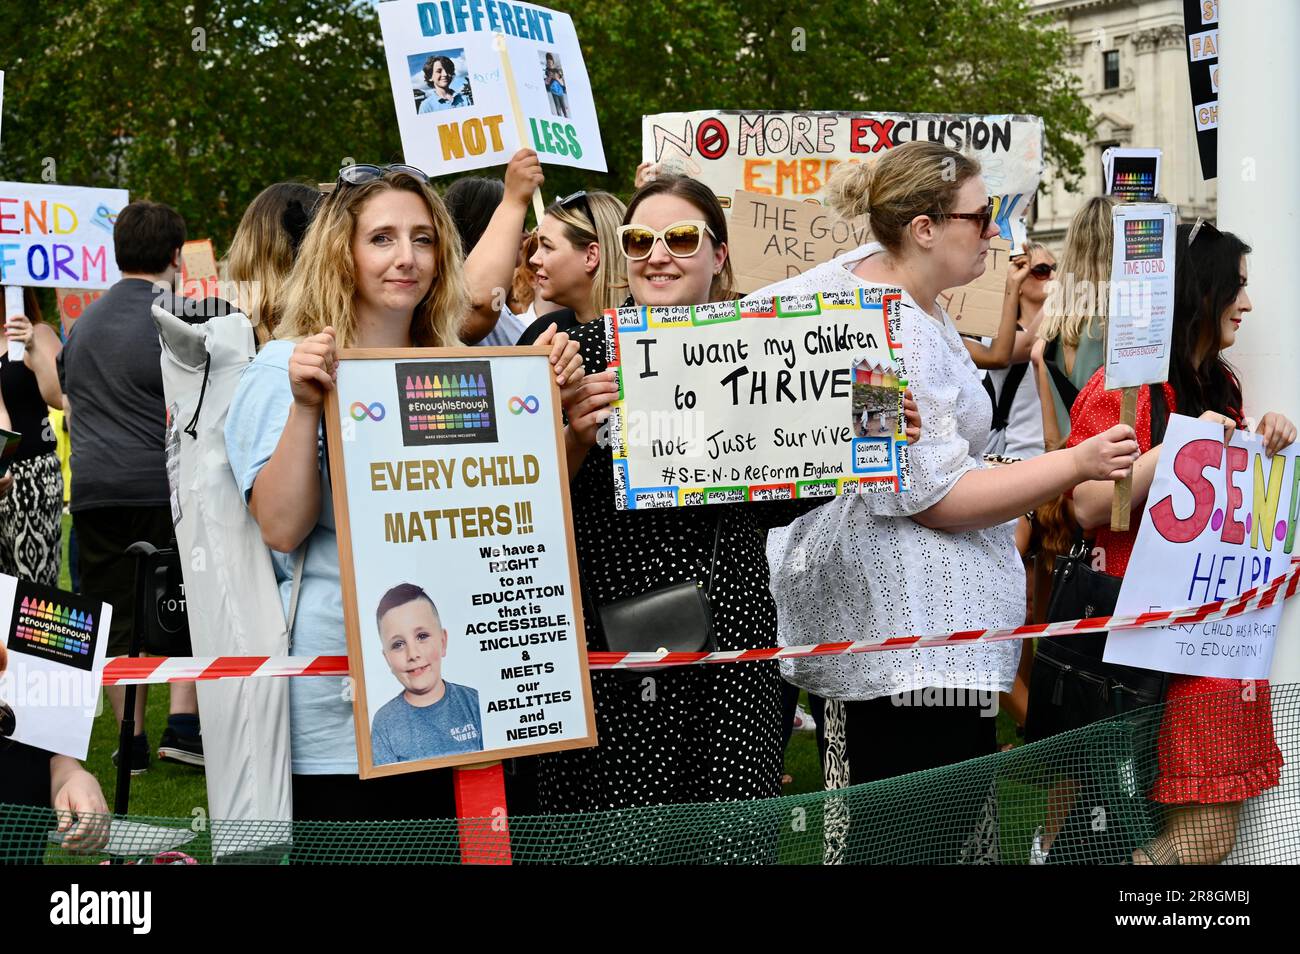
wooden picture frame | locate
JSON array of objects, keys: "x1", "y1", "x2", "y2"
[{"x1": 324, "y1": 346, "x2": 597, "y2": 778}]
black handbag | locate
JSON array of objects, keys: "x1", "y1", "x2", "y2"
[
  {"x1": 585, "y1": 514, "x2": 723, "y2": 677},
  {"x1": 1024, "y1": 384, "x2": 1170, "y2": 742}
]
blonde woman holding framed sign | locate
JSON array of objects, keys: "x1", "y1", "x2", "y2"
[{"x1": 224, "y1": 165, "x2": 579, "y2": 826}]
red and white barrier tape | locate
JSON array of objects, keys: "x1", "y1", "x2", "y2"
[{"x1": 100, "y1": 561, "x2": 1300, "y2": 686}]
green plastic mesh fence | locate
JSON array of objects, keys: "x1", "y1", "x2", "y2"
[{"x1": 3, "y1": 682, "x2": 1298, "y2": 864}]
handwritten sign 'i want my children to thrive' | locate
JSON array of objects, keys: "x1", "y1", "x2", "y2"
[{"x1": 605, "y1": 288, "x2": 910, "y2": 510}]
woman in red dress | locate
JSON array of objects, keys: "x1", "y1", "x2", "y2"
[{"x1": 1069, "y1": 221, "x2": 1295, "y2": 865}]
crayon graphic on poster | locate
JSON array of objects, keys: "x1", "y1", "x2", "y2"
[{"x1": 0, "y1": 577, "x2": 112, "y2": 759}]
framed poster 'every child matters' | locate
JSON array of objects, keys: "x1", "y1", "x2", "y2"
[{"x1": 325, "y1": 347, "x2": 596, "y2": 778}]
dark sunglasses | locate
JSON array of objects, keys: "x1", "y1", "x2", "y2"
[
  {"x1": 924, "y1": 198, "x2": 995, "y2": 234},
  {"x1": 336, "y1": 163, "x2": 430, "y2": 188},
  {"x1": 1029, "y1": 262, "x2": 1056, "y2": 279},
  {"x1": 555, "y1": 190, "x2": 592, "y2": 222}
]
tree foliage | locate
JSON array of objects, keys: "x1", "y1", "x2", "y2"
[{"x1": 0, "y1": 0, "x2": 1090, "y2": 253}]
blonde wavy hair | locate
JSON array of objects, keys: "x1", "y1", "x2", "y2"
[
  {"x1": 1038, "y1": 196, "x2": 1117, "y2": 347},
  {"x1": 226, "y1": 181, "x2": 319, "y2": 344},
  {"x1": 543, "y1": 191, "x2": 627, "y2": 313},
  {"x1": 823, "y1": 141, "x2": 981, "y2": 253},
  {"x1": 276, "y1": 171, "x2": 467, "y2": 348}
]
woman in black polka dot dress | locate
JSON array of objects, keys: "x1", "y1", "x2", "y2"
[
  {"x1": 534, "y1": 178, "x2": 920, "y2": 862},
  {"x1": 535, "y1": 179, "x2": 797, "y2": 832}
]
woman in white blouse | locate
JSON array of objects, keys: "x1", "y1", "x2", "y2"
[{"x1": 762, "y1": 142, "x2": 1138, "y2": 823}]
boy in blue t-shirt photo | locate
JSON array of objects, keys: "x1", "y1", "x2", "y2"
[{"x1": 369, "y1": 583, "x2": 483, "y2": 766}]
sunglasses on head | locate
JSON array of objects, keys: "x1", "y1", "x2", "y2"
[
  {"x1": 555, "y1": 190, "x2": 592, "y2": 223},
  {"x1": 336, "y1": 163, "x2": 430, "y2": 188},
  {"x1": 618, "y1": 221, "x2": 718, "y2": 260},
  {"x1": 924, "y1": 198, "x2": 995, "y2": 234}
]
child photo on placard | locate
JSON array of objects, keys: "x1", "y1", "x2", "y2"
[
  {"x1": 369, "y1": 582, "x2": 483, "y2": 766},
  {"x1": 408, "y1": 49, "x2": 473, "y2": 114},
  {"x1": 540, "y1": 50, "x2": 569, "y2": 118}
]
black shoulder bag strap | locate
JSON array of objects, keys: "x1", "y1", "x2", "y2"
[
  {"x1": 1043, "y1": 337, "x2": 1081, "y2": 410},
  {"x1": 990, "y1": 362, "x2": 1029, "y2": 433}
]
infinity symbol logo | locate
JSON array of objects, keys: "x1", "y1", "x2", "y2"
[
  {"x1": 508, "y1": 395, "x2": 540, "y2": 415},
  {"x1": 350, "y1": 401, "x2": 386, "y2": 422}
]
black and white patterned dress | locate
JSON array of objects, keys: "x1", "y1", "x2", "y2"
[{"x1": 535, "y1": 317, "x2": 816, "y2": 833}]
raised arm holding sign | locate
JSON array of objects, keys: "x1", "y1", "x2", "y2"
[{"x1": 379, "y1": 0, "x2": 606, "y2": 177}]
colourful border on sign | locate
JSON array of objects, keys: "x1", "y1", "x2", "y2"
[{"x1": 608, "y1": 294, "x2": 910, "y2": 508}]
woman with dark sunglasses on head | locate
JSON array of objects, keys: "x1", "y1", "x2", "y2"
[
  {"x1": 224, "y1": 164, "x2": 579, "y2": 825},
  {"x1": 1035, "y1": 222, "x2": 1293, "y2": 866},
  {"x1": 758, "y1": 144, "x2": 1138, "y2": 861},
  {"x1": 514, "y1": 190, "x2": 627, "y2": 345}
]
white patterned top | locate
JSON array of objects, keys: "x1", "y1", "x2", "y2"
[{"x1": 760, "y1": 244, "x2": 1024, "y2": 701}]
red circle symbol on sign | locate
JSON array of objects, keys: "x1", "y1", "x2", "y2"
[{"x1": 695, "y1": 118, "x2": 729, "y2": 160}]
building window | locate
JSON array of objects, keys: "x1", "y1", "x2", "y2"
[{"x1": 1103, "y1": 50, "x2": 1120, "y2": 89}]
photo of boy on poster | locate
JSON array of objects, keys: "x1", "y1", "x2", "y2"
[
  {"x1": 369, "y1": 583, "x2": 483, "y2": 766},
  {"x1": 410, "y1": 49, "x2": 473, "y2": 114},
  {"x1": 541, "y1": 51, "x2": 568, "y2": 118}
]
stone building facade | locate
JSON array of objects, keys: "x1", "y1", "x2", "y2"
[{"x1": 1030, "y1": 0, "x2": 1216, "y2": 247}]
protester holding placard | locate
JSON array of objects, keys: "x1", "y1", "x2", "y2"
[
  {"x1": 1030, "y1": 197, "x2": 1117, "y2": 448},
  {"x1": 1, "y1": 289, "x2": 65, "y2": 588},
  {"x1": 528, "y1": 176, "x2": 920, "y2": 846},
  {"x1": 515, "y1": 190, "x2": 627, "y2": 347},
  {"x1": 759, "y1": 145, "x2": 1138, "y2": 842},
  {"x1": 529, "y1": 176, "x2": 788, "y2": 830},
  {"x1": 1043, "y1": 223, "x2": 1293, "y2": 866},
  {"x1": 225, "y1": 165, "x2": 579, "y2": 822},
  {"x1": 225, "y1": 181, "x2": 320, "y2": 346},
  {"x1": 0, "y1": 634, "x2": 109, "y2": 861}
]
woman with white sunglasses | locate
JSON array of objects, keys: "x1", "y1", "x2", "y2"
[{"x1": 536, "y1": 176, "x2": 920, "y2": 859}]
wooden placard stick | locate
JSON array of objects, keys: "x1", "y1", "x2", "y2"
[
  {"x1": 1110, "y1": 385, "x2": 1139, "y2": 531},
  {"x1": 494, "y1": 33, "x2": 546, "y2": 225}
]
